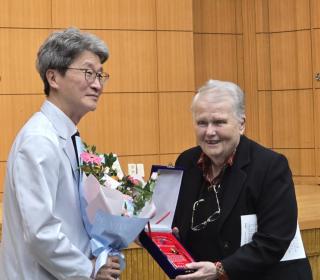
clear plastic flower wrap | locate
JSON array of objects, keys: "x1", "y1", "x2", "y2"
[{"x1": 79, "y1": 143, "x2": 157, "y2": 276}]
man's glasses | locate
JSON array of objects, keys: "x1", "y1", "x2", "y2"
[
  {"x1": 66, "y1": 67, "x2": 110, "y2": 85},
  {"x1": 191, "y1": 184, "x2": 221, "y2": 231}
]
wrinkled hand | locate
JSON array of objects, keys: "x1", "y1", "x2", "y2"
[
  {"x1": 95, "y1": 256, "x2": 121, "y2": 280},
  {"x1": 174, "y1": 261, "x2": 218, "y2": 280}
]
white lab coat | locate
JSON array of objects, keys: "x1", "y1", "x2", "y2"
[{"x1": 0, "y1": 100, "x2": 93, "y2": 279}]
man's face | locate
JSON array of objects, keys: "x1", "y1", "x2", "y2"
[
  {"x1": 50, "y1": 50, "x2": 105, "y2": 123},
  {"x1": 193, "y1": 93, "x2": 245, "y2": 166}
]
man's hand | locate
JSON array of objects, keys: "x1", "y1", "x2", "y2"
[
  {"x1": 94, "y1": 256, "x2": 121, "y2": 280},
  {"x1": 174, "y1": 261, "x2": 218, "y2": 280}
]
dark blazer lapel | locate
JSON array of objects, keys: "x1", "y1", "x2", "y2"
[
  {"x1": 184, "y1": 164, "x2": 203, "y2": 213},
  {"x1": 218, "y1": 136, "x2": 250, "y2": 231},
  {"x1": 177, "y1": 160, "x2": 203, "y2": 241}
]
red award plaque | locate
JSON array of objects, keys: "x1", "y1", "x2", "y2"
[
  {"x1": 151, "y1": 232, "x2": 194, "y2": 269},
  {"x1": 139, "y1": 230, "x2": 195, "y2": 278},
  {"x1": 139, "y1": 165, "x2": 194, "y2": 278}
]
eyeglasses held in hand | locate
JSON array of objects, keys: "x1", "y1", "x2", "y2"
[
  {"x1": 66, "y1": 67, "x2": 110, "y2": 85},
  {"x1": 191, "y1": 184, "x2": 221, "y2": 231}
]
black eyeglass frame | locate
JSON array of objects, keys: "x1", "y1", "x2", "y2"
[{"x1": 66, "y1": 67, "x2": 110, "y2": 85}]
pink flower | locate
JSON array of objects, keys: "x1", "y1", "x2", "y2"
[
  {"x1": 93, "y1": 156, "x2": 102, "y2": 165},
  {"x1": 80, "y1": 152, "x2": 91, "y2": 163},
  {"x1": 127, "y1": 176, "x2": 141, "y2": 186},
  {"x1": 80, "y1": 152, "x2": 102, "y2": 165}
]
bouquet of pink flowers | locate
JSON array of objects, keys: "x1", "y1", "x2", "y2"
[{"x1": 78, "y1": 143, "x2": 157, "y2": 276}]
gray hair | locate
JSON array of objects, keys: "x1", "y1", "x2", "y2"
[
  {"x1": 191, "y1": 79, "x2": 245, "y2": 121},
  {"x1": 36, "y1": 27, "x2": 109, "y2": 96}
]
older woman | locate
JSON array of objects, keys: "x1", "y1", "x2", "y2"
[{"x1": 173, "y1": 80, "x2": 312, "y2": 280}]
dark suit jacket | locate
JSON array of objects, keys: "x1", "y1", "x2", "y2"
[{"x1": 173, "y1": 136, "x2": 312, "y2": 280}]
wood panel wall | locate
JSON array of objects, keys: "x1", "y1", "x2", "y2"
[
  {"x1": 1, "y1": 0, "x2": 320, "y2": 278},
  {"x1": 255, "y1": 0, "x2": 320, "y2": 186},
  {"x1": 0, "y1": 0, "x2": 196, "y2": 201},
  {"x1": 2, "y1": 0, "x2": 320, "y2": 199}
]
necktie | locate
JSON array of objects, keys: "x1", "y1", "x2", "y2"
[{"x1": 71, "y1": 131, "x2": 80, "y2": 167}]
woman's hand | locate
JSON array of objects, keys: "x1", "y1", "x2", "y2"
[
  {"x1": 95, "y1": 256, "x2": 121, "y2": 280},
  {"x1": 172, "y1": 227, "x2": 181, "y2": 240},
  {"x1": 174, "y1": 261, "x2": 218, "y2": 280}
]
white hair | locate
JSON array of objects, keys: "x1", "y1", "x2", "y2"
[{"x1": 191, "y1": 79, "x2": 245, "y2": 121}]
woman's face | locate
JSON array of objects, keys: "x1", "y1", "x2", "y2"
[{"x1": 193, "y1": 93, "x2": 245, "y2": 166}]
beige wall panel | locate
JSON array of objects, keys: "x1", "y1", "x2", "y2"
[
  {"x1": 194, "y1": 34, "x2": 238, "y2": 89},
  {"x1": 257, "y1": 91, "x2": 273, "y2": 148},
  {"x1": 312, "y1": 30, "x2": 320, "y2": 89},
  {"x1": 297, "y1": 189, "x2": 320, "y2": 231},
  {"x1": 0, "y1": 0, "x2": 51, "y2": 28},
  {"x1": 241, "y1": 0, "x2": 259, "y2": 141},
  {"x1": 0, "y1": 162, "x2": 6, "y2": 196},
  {"x1": 256, "y1": 34, "x2": 271, "y2": 90},
  {"x1": 311, "y1": 0, "x2": 320, "y2": 28},
  {"x1": 308, "y1": 254, "x2": 320, "y2": 280},
  {"x1": 315, "y1": 90, "x2": 320, "y2": 150},
  {"x1": 293, "y1": 176, "x2": 320, "y2": 185},
  {"x1": 156, "y1": 0, "x2": 193, "y2": 31},
  {"x1": 0, "y1": 29, "x2": 51, "y2": 94},
  {"x1": 159, "y1": 92, "x2": 195, "y2": 154},
  {"x1": 270, "y1": 30, "x2": 312, "y2": 90},
  {"x1": 157, "y1": 31, "x2": 194, "y2": 92},
  {"x1": 316, "y1": 149, "x2": 320, "y2": 178},
  {"x1": 159, "y1": 154, "x2": 179, "y2": 167},
  {"x1": 193, "y1": 0, "x2": 237, "y2": 33},
  {"x1": 91, "y1": 30, "x2": 157, "y2": 93},
  {"x1": 52, "y1": 0, "x2": 156, "y2": 30},
  {"x1": 78, "y1": 93, "x2": 159, "y2": 156},
  {"x1": 268, "y1": 0, "x2": 310, "y2": 32},
  {"x1": 0, "y1": 95, "x2": 45, "y2": 161},
  {"x1": 235, "y1": 0, "x2": 243, "y2": 34},
  {"x1": 275, "y1": 149, "x2": 315, "y2": 176},
  {"x1": 117, "y1": 155, "x2": 159, "y2": 178},
  {"x1": 255, "y1": 0, "x2": 270, "y2": 33},
  {"x1": 272, "y1": 90, "x2": 314, "y2": 149},
  {"x1": 122, "y1": 248, "x2": 168, "y2": 280},
  {"x1": 236, "y1": 35, "x2": 245, "y2": 90}
]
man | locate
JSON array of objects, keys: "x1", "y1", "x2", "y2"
[{"x1": 0, "y1": 28, "x2": 120, "y2": 279}]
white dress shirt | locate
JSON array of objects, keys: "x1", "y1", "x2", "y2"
[{"x1": 0, "y1": 100, "x2": 93, "y2": 279}]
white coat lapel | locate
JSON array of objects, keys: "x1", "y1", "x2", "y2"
[
  {"x1": 63, "y1": 138, "x2": 80, "y2": 183},
  {"x1": 40, "y1": 100, "x2": 79, "y2": 184}
]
